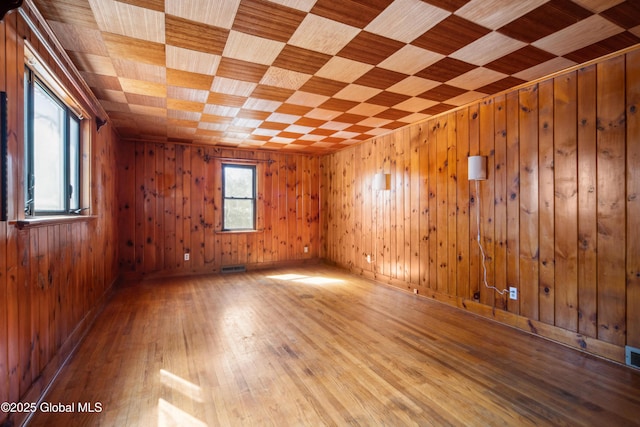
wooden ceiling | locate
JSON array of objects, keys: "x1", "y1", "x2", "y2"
[{"x1": 31, "y1": 0, "x2": 640, "y2": 153}]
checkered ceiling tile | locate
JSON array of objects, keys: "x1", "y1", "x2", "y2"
[{"x1": 33, "y1": 0, "x2": 640, "y2": 153}]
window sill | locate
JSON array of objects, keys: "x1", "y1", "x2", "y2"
[
  {"x1": 12, "y1": 215, "x2": 97, "y2": 230},
  {"x1": 215, "y1": 229, "x2": 264, "y2": 234}
]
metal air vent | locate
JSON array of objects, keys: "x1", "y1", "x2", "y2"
[
  {"x1": 221, "y1": 265, "x2": 246, "y2": 274},
  {"x1": 626, "y1": 346, "x2": 640, "y2": 369}
]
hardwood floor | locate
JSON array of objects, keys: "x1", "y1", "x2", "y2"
[{"x1": 26, "y1": 265, "x2": 640, "y2": 426}]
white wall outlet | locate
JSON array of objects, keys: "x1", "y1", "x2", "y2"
[
  {"x1": 413, "y1": 289, "x2": 418, "y2": 294},
  {"x1": 366, "y1": 254, "x2": 371, "y2": 263},
  {"x1": 184, "y1": 253, "x2": 190, "y2": 261},
  {"x1": 303, "y1": 246, "x2": 309, "y2": 253},
  {"x1": 509, "y1": 287, "x2": 517, "y2": 300}
]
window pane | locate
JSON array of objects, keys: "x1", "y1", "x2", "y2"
[
  {"x1": 224, "y1": 199, "x2": 254, "y2": 229},
  {"x1": 69, "y1": 117, "x2": 80, "y2": 211},
  {"x1": 224, "y1": 166, "x2": 254, "y2": 198},
  {"x1": 33, "y1": 83, "x2": 65, "y2": 212}
]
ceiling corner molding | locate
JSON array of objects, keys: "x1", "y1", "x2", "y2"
[{"x1": 0, "y1": 0, "x2": 23, "y2": 20}]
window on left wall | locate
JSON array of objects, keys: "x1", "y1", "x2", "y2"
[{"x1": 24, "y1": 66, "x2": 81, "y2": 216}]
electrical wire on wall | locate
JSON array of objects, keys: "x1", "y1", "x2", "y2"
[
  {"x1": 468, "y1": 155, "x2": 508, "y2": 297},
  {"x1": 474, "y1": 180, "x2": 508, "y2": 296}
]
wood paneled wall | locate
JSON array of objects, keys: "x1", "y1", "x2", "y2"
[
  {"x1": 321, "y1": 47, "x2": 640, "y2": 364},
  {"x1": 0, "y1": 8, "x2": 119, "y2": 426},
  {"x1": 116, "y1": 143, "x2": 320, "y2": 276}
]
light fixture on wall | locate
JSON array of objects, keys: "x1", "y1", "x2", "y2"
[
  {"x1": 468, "y1": 155, "x2": 487, "y2": 181},
  {"x1": 373, "y1": 172, "x2": 390, "y2": 191}
]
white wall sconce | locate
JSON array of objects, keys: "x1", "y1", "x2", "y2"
[
  {"x1": 468, "y1": 155, "x2": 487, "y2": 181},
  {"x1": 373, "y1": 172, "x2": 391, "y2": 191}
]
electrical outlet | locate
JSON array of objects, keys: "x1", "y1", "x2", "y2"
[
  {"x1": 184, "y1": 253, "x2": 190, "y2": 261},
  {"x1": 303, "y1": 246, "x2": 309, "y2": 253},
  {"x1": 366, "y1": 254, "x2": 371, "y2": 263},
  {"x1": 509, "y1": 287, "x2": 517, "y2": 300},
  {"x1": 413, "y1": 289, "x2": 418, "y2": 294}
]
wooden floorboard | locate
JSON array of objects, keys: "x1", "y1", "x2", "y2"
[{"x1": 26, "y1": 265, "x2": 640, "y2": 426}]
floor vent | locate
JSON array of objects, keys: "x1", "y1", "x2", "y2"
[
  {"x1": 626, "y1": 346, "x2": 640, "y2": 369},
  {"x1": 221, "y1": 265, "x2": 246, "y2": 274}
]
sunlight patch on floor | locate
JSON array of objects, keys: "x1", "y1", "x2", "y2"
[
  {"x1": 159, "y1": 370, "x2": 207, "y2": 427},
  {"x1": 160, "y1": 369, "x2": 204, "y2": 403},
  {"x1": 267, "y1": 273, "x2": 344, "y2": 285},
  {"x1": 293, "y1": 276, "x2": 343, "y2": 285},
  {"x1": 158, "y1": 398, "x2": 208, "y2": 427},
  {"x1": 267, "y1": 274, "x2": 308, "y2": 280}
]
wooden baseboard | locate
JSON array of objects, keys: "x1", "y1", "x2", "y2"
[
  {"x1": 7, "y1": 277, "x2": 119, "y2": 427},
  {"x1": 341, "y1": 263, "x2": 626, "y2": 366},
  {"x1": 119, "y1": 258, "x2": 322, "y2": 282}
]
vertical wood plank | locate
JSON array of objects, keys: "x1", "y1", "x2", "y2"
[
  {"x1": 383, "y1": 137, "x2": 392, "y2": 277},
  {"x1": 538, "y1": 79, "x2": 555, "y2": 324},
  {"x1": 144, "y1": 144, "x2": 158, "y2": 272},
  {"x1": 347, "y1": 149, "x2": 356, "y2": 269},
  {"x1": 155, "y1": 144, "x2": 165, "y2": 270},
  {"x1": 134, "y1": 144, "x2": 146, "y2": 271},
  {"x1": 373, "y1": 139, "x2": 382, "y2": 274},
  {"x1": 468, "y1": 106, "x2": 481, "y2": 300},
  {"x1": 262, "y1": 154, "x2": 273, "y2": 263},
  {"x1": 388, "y1": 138, "x2": 397, "y2": 279},
  {"x1": 456, "y1": 109, "x2": 470, "y2": 299},
  {"x1": 272, "y1": 156, "x2": 282, "y2": 262},
  {"x1": 506, "y1": 91, "x2": 520, "y2": 315},
  {"x1": 418, "y1": 125, "x2": 429, "y2": 290},
  {"x1": 402, "y1": 129, "x2": 411, "y2": 283},
  {"x1": 30, "y1": 229, "x2": 39, "y2": 383},
  {"x1": 190, "y1": 148, "x2": 205, "y2": 269},
  {"x1": 493, "y1": 96, "x2": 508, "y2": 310},
  {"x1": 436, "y1": 116, "x2": 449, "y2": 293},
  {"x1": 9, "y1": 229, "x2": 25, "y2": 401},
  {"x1": 117, "y1": 142, "x2": 136, "y2": 271},
  {"x1": 203, "y1": 149, "x2": 215, "y2": 265},
  {"x1": 174, "y1": 145, "x2": 184, "y2": 270},
  {"x1": 164, "y1": 145, "x2": 176, "y2": 271},
  {"x1": 364, "y1": 143, "x2": 372, "y2": 270},
  {"x1": 554, "y1": 72, "x2": 579, "y2": 332},
  {"x1": 428, "y1": 120, "x2": 438, "y2": 290},
  {"x1": 627, "y1": 48, "x2": 640, "y2": 348},
  {"x1": 295, "y1": 154, "x2": 305, "y2": 261},
  {"x1": 596, "y1": 56, "x2": 627, "y2": 346},
  {"x1": 39, "y1": 227, "x2": 49, "y2": 367},
  {"x1": 395, "y1": 132, "x2": 406, "y2": 281},
  {"x1": 252, "y1": 157, "x2": 262, "y2": 265},
  {"x1": 310, "y1": 155, "x2": 320, "y2": 259},
  {"x1": 411, "y1": 127, "x2": 421, "y2": 286},
  {"x1": 447, "y1": 113, "x2": 458, "y2": 298},
  {"x1": 277, "y1": 156, "x2": 288, "y2": 262},
  {"x1": 8, "y1": 225, "x2": 19, "y2": 403},
  {"x1": 519, "y1": 85, "x2": 540, "y2": 321},
  {"x1": 287, "y1": 155, "x2": 298, "y2": 260},
  {"x1": 479, "y1": 100, "x2": 495, "y2": 306},
  {"x1": 301, "y1": 155, "x2": 312, "y2": 260},
  {"x1": 182, "y1": 147, "x2": 192, "y2": 269},
  {"x1": 352, "y1": 144, "x2": 361, "y2": 273}
]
